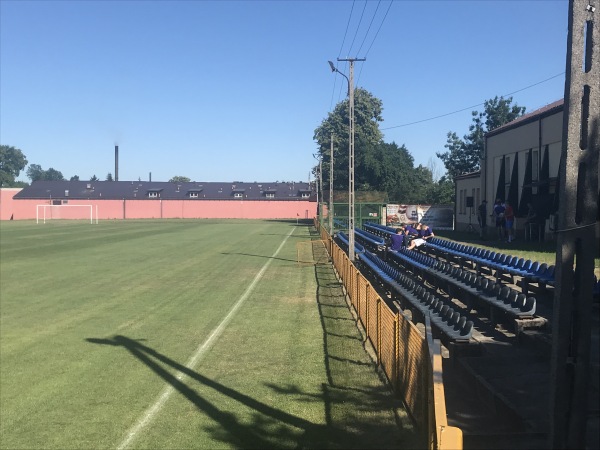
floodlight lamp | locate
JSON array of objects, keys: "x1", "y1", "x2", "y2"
[{"x1": 328, "y1": 61, "x2": 336, "y2": 72}]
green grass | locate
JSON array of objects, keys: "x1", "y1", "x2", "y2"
[{"x1": 0, "y1": 220, "x2": 417, "y2": 449}]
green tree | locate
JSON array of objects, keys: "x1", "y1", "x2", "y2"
[
  {"x1": 90, "y1": 175, "x2": 99, "y2": 181},
  {"x1": 70, "y1": 175, "x2": 80, "y2": 181},
  {"x1": 0, "y1": 145, "x2": 28, "y2": 186},
  {"x1": 313, "y1": 88, "x2": 384, "y2": 191},
  {"x1": 27, "y1": 164, "x2": 45, "y2": 181},
  {"x1": 106, "y1": 173, "x2": 113, "y2": 181},
  {"x1": 44, "y1": 168, "x2": 64, "y2": 180},
  {"x1": 26, "y1": 164, "x2": 64, "y2": 181},
  {"x1": 169, "y1": 176, "x2": 191, "y2": 183},
  {"x1": 437, "y1": 96, "x2": 526, "y2": 179}
]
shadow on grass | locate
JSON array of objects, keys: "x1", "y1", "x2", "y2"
[
  {"x1": 221, "y1": 252, "x2": 298, "y2": 263},
  {"x1": 86, "y1": 328, "x2": 416, "y2": 449},
  {"x1": 87, "y1": 335, "x2": 357, "y2": 448},
  {"x1": 310, "y1": 243, "x2": 421, "y2": 449}
]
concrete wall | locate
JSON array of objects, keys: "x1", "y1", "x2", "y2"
[
  {"x1": 484, "y1": 111, "x2": 563, "y2": 212},
  {"x1": 0, "y1": 189, "x2": 315, "y2": 220},
  {"x1": 455, "y1": 175, "x2": 482, "y2": 231}
]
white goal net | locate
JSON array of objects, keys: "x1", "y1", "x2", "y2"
[{"x1": 36, "y1": 204, "x2": 97, "y2": 224}]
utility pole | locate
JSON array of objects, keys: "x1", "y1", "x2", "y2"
[
  {"x1": 550, "y1": 1, "x2": 599, "y2": 448},
  {"x1": 329, "y1": 133, "x2": 334, "y2": 234},
  {"x1": 330, "y1": 57, "x2": 365, "y2": 261},
  {"x1": 319, "y1": 155, "x2": 323, "y2": 228}
]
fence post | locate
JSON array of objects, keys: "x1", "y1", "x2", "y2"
[
  {"x1": 394, "y1": 311, "x2": 399, "y2": 393},
  {"x1": 364, "y1": 283, "x2": 370, "y2": 339},
  {"x1": 376, "y1": 297, "x2": 382, "y2": 366}
]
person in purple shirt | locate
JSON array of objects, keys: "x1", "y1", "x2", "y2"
[
  {"x1": 388, "y1": 227, "x2": 407, "y2": 251},
  {"x1": 419, "y1": 224, "x2": 435, "y2": 240},
  {"x1": 405, "y1": 223, "x2": 419, "y2": 237}
]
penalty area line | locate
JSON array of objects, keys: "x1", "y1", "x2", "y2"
[{"x1": 116, "y1": 227, "x2": 296, "y2": 450}]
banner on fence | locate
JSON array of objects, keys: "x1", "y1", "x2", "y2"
[{"x1": 386, "y1": 204, "x2": 454, "y2": 230}]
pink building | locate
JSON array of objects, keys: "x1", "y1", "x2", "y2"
[{"x1": 1, "y1": 181, "x2": 317, "y2": 221}]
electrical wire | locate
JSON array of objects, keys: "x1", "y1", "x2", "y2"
[
  {"x1": 346, "y1": 1, "x2": 368, "y2": 58},
  {"x1": 330, "y1": 1, "x2": 356, "y2": 112},
  {"x1": 381, "y1": 72, "x2": 566, "y2": 131},
  {"x1": 356, "y1": 1, "x2": 381, "y2": 57},
  {"x1": 356, "y1": 0, "x2": 394, "y2": 86}
]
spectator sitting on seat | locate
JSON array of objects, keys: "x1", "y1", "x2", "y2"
[
  {"x1": 419, "y1": 224, "x2": 435, "y2": 240},
  {"x1": 388, "y1": 227, "x2": 407, "y2": 252},
  {"x1": 405, "y1": 223, "x2": 420, "y2": 237},
  {"x1": 406, "y1": 236, "x2": 427, "y2": 250}
]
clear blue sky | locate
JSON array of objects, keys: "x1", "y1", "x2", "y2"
[{"x1": 1, "y1": 0, "x2": 568, "y2": 183}]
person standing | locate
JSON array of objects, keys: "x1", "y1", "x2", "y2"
[
  {"x1": 493, "y1": 199, "x2": 506, "y2": 240},
  {"x1": 477, "y1": 200, "x2": 488, "y2": 239},
  {"x1": 504, "y1": 201, "x2": 515, "y2": 243}
]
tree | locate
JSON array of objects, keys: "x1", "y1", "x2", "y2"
[
  {"x1": 106, "y1": 173, "x2": 113, "y2": 181},
  {"x1": 313, "y1": 88, "x2": 384, "y2": 191},
  {"x1": 26, "y1": 164, "x2": 64, "y2": 181},
  {"x1": 44, "y1": 168, "x2": 64, "y2": 181},
  {"x1": 437, "y1": 96, "x2": 526, "y2": 179},
  {"x1": 90, "y1": 175, "x2": 99, "y2": 181},
  {"x1": 70, "y1": 175, "x2": 80, "y2": 181},
  {"x1": 0, "y1": 145, "x2": 28, "y2": 187},
  {"x1": 169, "y1": 176, "x2": 191, "y2": 183}
]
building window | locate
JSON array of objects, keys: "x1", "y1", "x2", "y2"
[
  {"x1": 301, "y1": 192, "x2": 310, "y2": 198},
  {"x1": 234, "y1": 192, "x2": 243, "y2": 198},
  {"x1": 189, "y1": 192, "x2": 199, "y2": 198},
  {"x1": 148, "y1": 192, "x2": 159, "y2": 198},
  {"x1": 266, "y1": 193, "x2": 275, "y2": 198}
]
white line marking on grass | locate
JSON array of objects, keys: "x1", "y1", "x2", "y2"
[{"x1": 117, "y1": 227, "x2": 296, "y2": 450}]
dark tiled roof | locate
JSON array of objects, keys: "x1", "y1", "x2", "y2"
[
  {"x1": 486, "y1": 99, "x2": 564, "y2": 138},
  {"x1": 14, "y1": 181, "x2": 316, "y2": 201},
  {"x1": 454, "y1": 170, "x2": 481, "y2": 181}
]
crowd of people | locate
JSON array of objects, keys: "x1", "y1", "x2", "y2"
[{"x1": 388, "y1": 222, "x2": 435, "y2": 252}]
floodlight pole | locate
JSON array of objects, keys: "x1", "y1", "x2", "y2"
[{"x1": 329, "y1": 58, "x2": 365, "y2": 261}]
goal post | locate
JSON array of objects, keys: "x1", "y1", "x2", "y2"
[{"x1": 36, "y1": 204, "x2": 97, "y2": 224}]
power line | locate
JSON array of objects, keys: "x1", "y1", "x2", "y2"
[
  {"x1": 330, "y1": 1, "x2": 356, "y2": 112},
  {"x1": 364, "y1": 0, "x2": 393, "y2": 58},
  {"x1": 381, "y1": 72, "x2": 566, "y2": 131},
  {"x1": 346, "y1": 1, "x2": 368, "y2": 57},
  {"x1": 356, "y1": 1, "x2": 381, "y2": 57},
  {"x1": 356, "y1": 0, "x2": 394, "y2": 86}
]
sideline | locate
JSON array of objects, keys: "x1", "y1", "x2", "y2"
[{"x1": 117, "y1": 227, "x2": 297, "y2": 449}]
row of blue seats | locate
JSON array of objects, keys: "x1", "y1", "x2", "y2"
[
  {"x1": 354, "y1": 228, "x2": 386, "y2": 251},
  {"x1": 358, "y1": 251, "x2": 473, "y2": 341},
  {"x1": 387, "y1": 247, "x2": 436, "y2": 273},
  {"x1": 335, "y1": 232, "x2": 365, "y2": 254},
  {"x1": 426, "y1": 237, "x2": 556, "y2": 286},
  {"x1": 432, "y1": 260, "x2": 537, "y2": 318},
  {"x1": 364, "y1": 222, "x2": 399, "y2": 234},
  {"x1": 363, "y1": 222, "x2": 396, "y2": 240},
  {"x1": 385, "y1": 247, "x2": 537, "y2": 319}
]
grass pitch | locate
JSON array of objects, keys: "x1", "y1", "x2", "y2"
[{"x1": 0, "y1": 220, "x2": 418, "y2": 449}]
